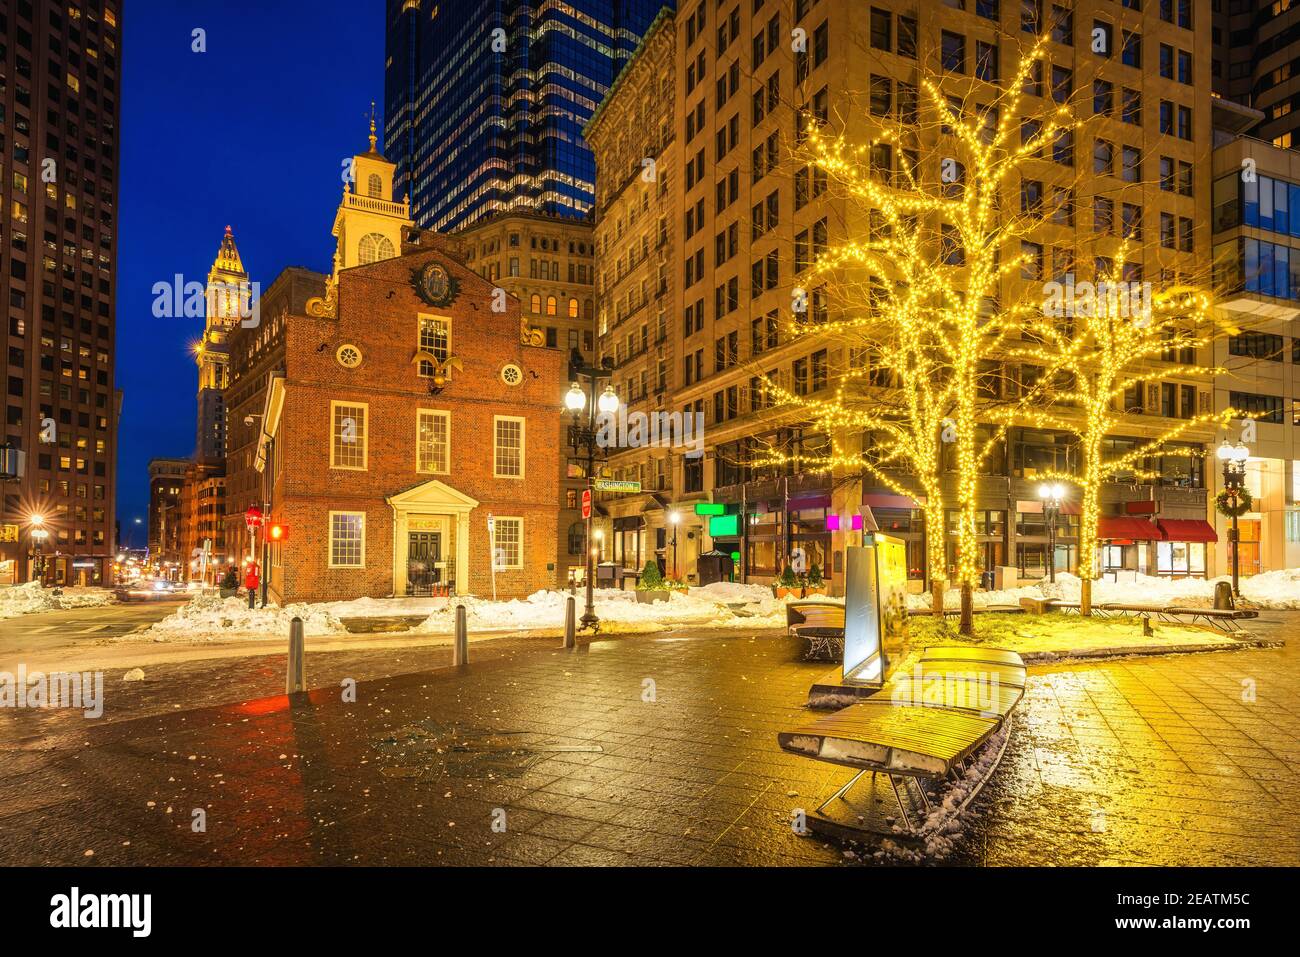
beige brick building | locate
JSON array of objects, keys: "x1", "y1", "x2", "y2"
[
  {"x1": 451, "y1": 211, "x2": 597, "y2": 581},
  {"x1": 589, "y1": 0, "x2": 1220, "y2": 590}
]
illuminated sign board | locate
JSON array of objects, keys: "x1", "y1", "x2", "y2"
[
  {"x1": 694, "y1": 503, "x2": 726, "y2": 516},
  {"x1": 841, "y1": 533, "x2": 908, "y2": 687},
  {"x1": 708, "y1": 514, "x2": 740, "y2": 537}
]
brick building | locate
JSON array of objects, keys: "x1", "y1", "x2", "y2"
[
  {"x1": 253, "y1": 130, "x2": 563, "y2": 603},
  {"x1": 451, "y1": 210, "x2": 597, "y2": 582},
  {"x1": 147, "y1": 456, "x2": 187, "y2": 572},
  {"x1": 178, "y1": 459, "x2": 225, "y2": 583}
]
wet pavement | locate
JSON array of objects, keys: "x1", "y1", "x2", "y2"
[{"x1": 1, "y1": 614, "x2": 1297, "y2": 866}]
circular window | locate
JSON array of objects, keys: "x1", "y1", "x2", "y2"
[
  {"x1": 336, "y1": 344, "x2": 363, "y2": 368},
  {"x1": 500, "y1": 363, "x2": 524, "y2": 386}
]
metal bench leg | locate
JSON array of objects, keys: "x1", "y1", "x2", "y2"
[{"x1": 888, "y1": 774, "x2": 915, "y2": 833}]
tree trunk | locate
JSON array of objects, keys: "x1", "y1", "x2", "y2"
[
  {"x1": 1080, "y1": 576, "x2": 1092, "y2": 617},
  {"x1": 959, "y1": 581, "x2": 974, "y2": 636},
  {"x1": 930, "y1": 577, "x2": 944, "y2": 616}
]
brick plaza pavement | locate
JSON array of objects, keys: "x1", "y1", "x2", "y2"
[{"x1": 1, "y1": 618, "x2": 1297, "y2": 866}]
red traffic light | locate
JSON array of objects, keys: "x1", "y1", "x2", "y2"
[{"x1": 267, "y1": 523, "x2": 289, "y2": 542}]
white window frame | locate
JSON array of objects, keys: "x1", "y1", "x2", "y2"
[
  {"x1": 492, "y1": 516, "x2": 524, "y2": 569},
  {"x1": 330, "y1": 400, "x2": 369, "y2": 471},
  {"x1": 416, "y1": 409, "x2": 451, "y2": 475},
  {"x1": 328, "y1": 511, "x2": 366, "y2": 568},
  {"x1": 417, "y1": 314, "x2": 452, "y2": 374},
  {"x1": 493, "y1": 415, "x2": 526, "y2": 479}
]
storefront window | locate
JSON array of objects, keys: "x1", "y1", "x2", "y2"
[{"x1": 1156, "y1": 540, "x2": 1205, "y2": 577}]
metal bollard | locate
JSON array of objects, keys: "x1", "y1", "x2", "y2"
[
  {"x1": 563, "y1": 595, "x2": 576, "y2": 649},
  {"x1": 454, "y1": 603, "x2": 468, "y2": 666},
  {"x1": 286, "y1": 616, "x2": 305, "y2": 694}
]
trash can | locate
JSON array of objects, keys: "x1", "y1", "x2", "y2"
[
  {"x1": 595, "y1": 562, "x2": 618, "y2": 587},
  {"x1": 696, "y1": 550, "x2": 735, "y2": 586},
  {"x1": 1213, "y1": 580, "x2": 1235, "y2": 610}
]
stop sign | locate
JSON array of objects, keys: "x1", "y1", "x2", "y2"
[{"x1": 581, "y1": 488, "x2": 592, "y2": 520}]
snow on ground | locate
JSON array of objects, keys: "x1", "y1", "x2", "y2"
[
  {"x1": 139, "y1": 594, "x2": 348, "y2": 641},
  {"x1": 408, "y1": 585, "x2": 787, "y2": 636},
  {"x1": 903, "y1": 569, "x2": 1300, "y2": 611},
  {"x1": 138, "y1": 584, "x2": 788, "y2": 641},
  {"x1": 0, "y1": 581, "x2": 116, "y2": 620}
]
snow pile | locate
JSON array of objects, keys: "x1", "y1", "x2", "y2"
[
  {"x1": 140, "y1": 594, "x2": 347, "y2": 641},
  {"x1": 906, "y1": 569, "x2": 1300, "y2": 611},
  {"x1": 316, "y1": 595, "x2": 450, "y2": 619},
  {"x1": 0, "y1": 582, "x2": 116, "y2": 620},
  {"x1": 1239, "y1": 567, "x2": 1300, "y2": 610},
  {"x1": 410, "y1": 585, "x2": 787, "y2": 635}
]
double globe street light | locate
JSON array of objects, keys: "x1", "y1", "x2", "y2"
[
  {"x1": 1038, "y1": 483, "x2": 1066, "y2": 584},
  {"x1": 1216, "y1": 440, "x2": 1250, "y2": 598},
  {"x1": 565, "y1": 365, "x2": 619, "y2": 630}
]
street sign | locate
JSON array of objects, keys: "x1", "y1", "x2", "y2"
[
  {"x1": 592, "y1": 478, "x2": 641, "y2": 493},
  {"x1": 581, "y1": 488, "x2": 592, "y2": 519}
]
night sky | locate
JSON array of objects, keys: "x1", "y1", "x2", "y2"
[{"x1": 115, "y1": 1, "x2": 384, "y2": 543}]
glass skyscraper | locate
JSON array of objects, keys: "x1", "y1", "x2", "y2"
[{"x1": 384, "y1": 0, "x2": 666, "y2": 232}]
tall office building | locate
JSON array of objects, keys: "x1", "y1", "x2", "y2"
[
  {"x1": 0, "y1": 0, "x2": 121, "y2": 586},
  {"x1": 589, "y1": 0, "x2": 1220, "y2": 588},
  {"x1": 383, "y1": 0, "x2": 665, "y2": 232},
  {"x1": 1212, "y1": 0, "x2": 1300, "y2": 149}
]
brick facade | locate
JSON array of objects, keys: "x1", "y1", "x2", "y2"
[{"x1": 264, "y1": 236, "x2": 562, "y2": 604}]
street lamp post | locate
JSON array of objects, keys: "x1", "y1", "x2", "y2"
[
  {"x1": 1217, "y1": 440, "x2": 1250, "y2": 598},
  {"x1": 669, "y1": 510, "x2": 680, "y2": 579},
  {"x1": 1038, "y1": 483, "x2": 1066, "y2": 584},
  {"x1": 565, "y1": 355, "x2": 617, "y2": 630}
]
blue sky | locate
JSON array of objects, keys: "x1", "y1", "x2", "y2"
[{"x1": 115, "y1": 0, "x2": 384, "y2": 540}]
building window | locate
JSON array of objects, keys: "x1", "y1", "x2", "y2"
[
  {"x1": 367, "y1": 173, "x2": 382, "y2": 198},
  {"x1": 329, "y1": 511, "x2": 365, "y2": 568},
  {"x1": 417, "y1": 410, "x2": 450, "y2": 474},
  {"x1": 417, "y1": 316, "x2": 450, "y2": 374},
  {"x1": 567, "y1": 521, "x2": 585, "y2": 555},
  {"x1": 358, "y1": 232, "x2": 395, "y2": 264},
  {"x1": 492, "y1": 517, "x2": 523, "y2": 569},
  {"x1": 330, "y1": 402, "x2": 368, "y2": 470},
  {"x1": 494, "y1": 416, "x2": 525, "y2": 478}
]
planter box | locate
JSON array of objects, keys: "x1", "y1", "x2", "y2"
[
  {"x1": 803, "y1": 585, "x2": 829, "y2": 597},
  {"x1": 774, "y1": 586, "x2": 801, "y2": 599},
  {"x1": 635, "y1": 589, "x2": 669, "y2": 603}
]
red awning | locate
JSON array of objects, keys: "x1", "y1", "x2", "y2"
[
  {"x1": 1097, "y1": 516, "x2": 1161, "y2": 541},
  {"x1": 1157, "y1": 519, "x2": 1218, "y2": 543}
]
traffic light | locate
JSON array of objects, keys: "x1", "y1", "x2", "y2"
[{"x1": 267, "y1": 523, "x2": 289, "y2": 542}]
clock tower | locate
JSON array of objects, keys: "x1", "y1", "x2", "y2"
[{"x1": 333, "y1": 108, "x2": 413, "y2": 272}]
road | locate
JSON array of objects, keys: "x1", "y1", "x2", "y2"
[{"x1": 0, "y1": 599, "x2": 185, "y2": 659}]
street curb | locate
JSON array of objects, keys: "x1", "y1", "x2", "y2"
[{"x1": 1020, "y1": 636, "x2": 1283, "y2": 664}]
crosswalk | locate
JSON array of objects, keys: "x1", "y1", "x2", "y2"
[{"x1": 14, "y1": 622, "x2": 149, "y2": 636}]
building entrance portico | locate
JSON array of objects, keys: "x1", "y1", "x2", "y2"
[{"x1": 388, "y1": 479, "x2": 479, "y2": 596}]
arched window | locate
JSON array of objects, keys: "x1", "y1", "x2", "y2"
[
  {"x1": 568, "y1": 297, "x2": 579, "y2": 318},
  {"x1": 567, "y1": 522, "x2": 586, "y2": 555},
  {"x1": 530, "y1": 293, "x2": 541, "y2": 314},
  {"x1": 358, "y1": 233, "x2": 395, "y2": 264},
  {"x1": 546, "y1": 296, "x2": 557, "y2": 316},
  {"x1": 367, "y1": 173, "x2": 383, "y2": 198}
]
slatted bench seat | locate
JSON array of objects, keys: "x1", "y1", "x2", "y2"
[
  {"x1": 920, "y1": 646, "x2": 1026, "y2": 668},
  {"x1": 882, "y1": 673, "x2": 1023, "y2": 723},
  {"x1": 778, "y1": 645, "x2": 1025, "y2": 835},
  {"x1": 1162, "y1": 606, "x2": 1259, "y2": 632},
  {"x1": 913, "y1": 658, "x2": 1027, "y2": 690},
  {"x1": 786, "y1": 601, "x2": 847, "y2": 661}
]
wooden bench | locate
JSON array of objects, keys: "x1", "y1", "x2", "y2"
[
  {"x1": 786, "y1": 601, "x2": 847, "y2": 661},
  {"x1": 1097, "y1": 602, "x2": 1259, "y2": 632},
  {"x1": 778, "y1": 646, "x2": 1027, "y2": 835}
]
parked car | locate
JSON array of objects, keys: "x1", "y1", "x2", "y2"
[{"x1": 114, "y1": 578, "x2": 180, "y2": 602}]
